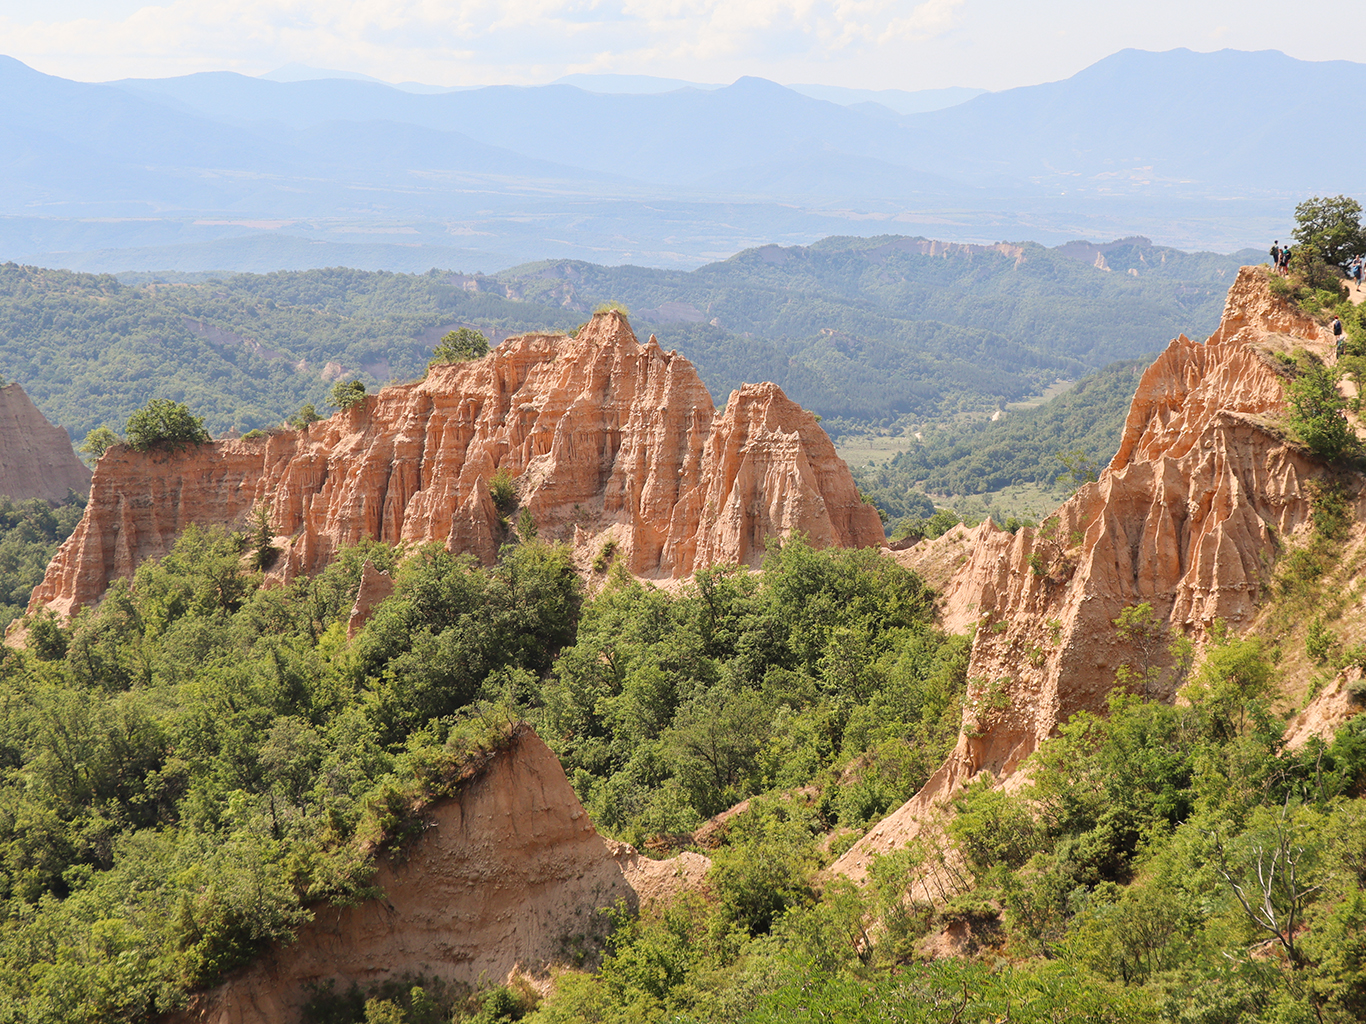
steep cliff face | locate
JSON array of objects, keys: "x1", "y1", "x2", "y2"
[
  {"x1": 834, "y1": 267, "x2": 1335, "y2": 878},
  {"x1": 30, "y1": 311, "x2": 883, "y2": 616},
  {"x1": 170, "y1": 728, "x2": 708, "y2": 1024},
  {"x1": 0, "y1": 383, "x2": 91, "y2": 502}
]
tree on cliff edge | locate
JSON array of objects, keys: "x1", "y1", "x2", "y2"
[
  {"x1": 430, "y1": 327, "x2": 490, "y2": 366},
  {"x1": 1293, "y1": 195, "x2": 1365, "y2": 268},
  {"x1": 124, "y1": 399, "x2": 210, "y2": 453},
  {"x1": 329, "y1": 378, "x2": 366, "y2": 410}
]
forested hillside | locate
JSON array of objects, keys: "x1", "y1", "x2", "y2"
[
  {"x1": 0, "y1": 235, "x2": 1248, "y2": 439},
  {"x1": 0, "y1": 529, "x2": 1361, "y2": 1023},
  {"x1": 853, "y1": 359, "x2": 1147, "y2": 524},
  {"x1": 0, "y1": 532, "x2": 968, "y2": 1021},
  {"x1": 0, "y1": 496, "x2": 85, "y2": 630},
  {"x1": 497, "y1": 236, "x2": 1246, "y2": 431},
  {"x1": 0, "y1": 264, "x2": 578, "y2": 437}
]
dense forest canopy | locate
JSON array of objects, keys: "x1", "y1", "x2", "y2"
[
  {"x1": 0, "y1": 529, "x2": 1360, "y2": 1023},
  {"x1": 0, "y1": 531, "x2": 971, "y2": 1021},
  {"x1": 0, "y1": 236, "x2": 1248, "y2": 439}
]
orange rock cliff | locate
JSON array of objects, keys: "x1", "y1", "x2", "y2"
[
  {"x1": 28, "y1": 310, "x2": 884, "y2": 617},
  {"x1": 0, "y1": 382, "x2": 91, "y2": 502},
  {"x1": 834, "y1": 266, "x2": 1339, "y2": 877}
]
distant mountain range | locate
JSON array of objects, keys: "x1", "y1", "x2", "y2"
[
  {"x1": 0, "y1": 48, "x2": 1361, "y2": 273},
  {"x1": 263, "y1": 65, "x2": 988, "y2": 115}
]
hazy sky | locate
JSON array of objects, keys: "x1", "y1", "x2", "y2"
[{"x1": 0, "y1": 0, "x2": 1361, "y2": 90}]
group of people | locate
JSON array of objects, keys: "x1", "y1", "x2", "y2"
[
  {"x1": 1269, "y1": 239, "x2": 1366, "y2": 287},
  {"x1": 1269, "y1": 240, "x2": 1293, "y2": 274},
  {"x1": 1269, "y1": 240, "x2": 1355, "y2": 359}
]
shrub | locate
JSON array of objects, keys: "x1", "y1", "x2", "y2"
[
  {"x1": 1286, "y1": 360, "x2": 1356, "y2": 460},
  {"x1": 592, "y1": 539, "x2": 618, "y2": 574},
  {"x1": 124, "y1": 399, "x2": 210, "y2": 452},
  {"x1": 1307, "y1": 617, "x2": 1338, "y2": 665},
  {"x1": 77, "y1": 425, "x2": 121, "y2": 463},
  {"x1": 488, "y1": 468, "x2": 516, "y2": 517},
  {"x1": 288, "y1": 403, "x2": 322, "y2": 429},
  {"x1": 430, "y1": 327, "x2": 490, "y2": 365},
  {"x1": 515, "y1": 508, "x2": 537, "y2": 541},
  {"x1": 329, "y1": 379, "x2": 366, "y2": 410}
]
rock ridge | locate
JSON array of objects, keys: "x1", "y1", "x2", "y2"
[
  {"x1": 29, "y1": 311, "x2": 883, "y2": 617},
  {"x1": 834, "y1": 266, "x2": 1338, "y2": 878}
]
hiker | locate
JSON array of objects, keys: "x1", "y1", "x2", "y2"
[
  {"x1": 1270, "y1": 240, "x2": 1281, "y2": 271},
  {"x1": 1333, "y1": 316, "x2": 1344, "y2": 359},
  {"x1": 1280, "y1": 245, "x2": 1292, "y2": 275}
]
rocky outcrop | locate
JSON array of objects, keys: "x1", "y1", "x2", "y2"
[
  {"x1": 30, "y1": 311, "x2": 883, "y2": 617},
  {"x1": 346, "y1": 560, "x2": 395, "y2": 638},
  {"x1": 171, "y1": 727, "x2": 707, "y2": 1024},
  {"x1": 1284, "y1": 674, "x2": 1363, "y2": 751},
  {"x1": 0, "y1": 383, "x2": 90, "y2": 501},
  {"x1": 833, "y1": 267, "x2": 1335, "y2": 879}
]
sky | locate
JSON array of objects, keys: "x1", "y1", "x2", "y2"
[{"x1": 0, "y1": 0, "x2": 1361, "y2": 91}]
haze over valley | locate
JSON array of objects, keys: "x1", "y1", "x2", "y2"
[{"x1": 2, "y1": 47, "x2": 1363, "y2": 272}]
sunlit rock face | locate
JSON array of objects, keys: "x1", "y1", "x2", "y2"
[
  {"x1": 835, "y1": 267, "x2": 1336, "y2": 880},
  {"x1": 29, "y1": 310, "x2": 883, "y2": 617},
  {"x1": 0, "y1": 383, "x2": 90, "y2": 502}
]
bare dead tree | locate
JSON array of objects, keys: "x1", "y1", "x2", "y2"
[{"x1": 1209, "y1": 803, "x2": 1322, "y2": 965}]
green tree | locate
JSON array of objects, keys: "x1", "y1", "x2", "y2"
[
  {"x1": 1285, "y1": 360, "x2": 1356, "y2": 460},
  {"x1": 1293, "y1": 194, "x2": 1366, "y2": 267},
  {"x1": 287, "y1": 403, "x2": 322, "y2": 429},
  {"x1": 123, "y1": 399, "x2": 210, "y2": 452},
  {"x1": 1055, "y1": 448, "x2": 1101, "y2": 488},
  {"x1": 1112, "y1": 602, "x2": 1168, "y2": 698},
  {"x1": 77, "y1": 426, "x2": 120, "y2": 464},
  {"x1": 488, "y1": 467, "x2": 517, "y2": 517},
  {"x1": 247, "y1": 500, "x2": 278, "y2": 572},
  {"x1": 430, "y1": 327, "x2": 490, "y2": 365},
  {"x1": 329, "y1": 379, "x2": 366, "y2": 410}
]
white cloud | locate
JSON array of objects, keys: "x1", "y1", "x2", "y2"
[
  {"x1": 880, "y1": 0, "x2": 965, "y2": 43},
  {"x1": 1, "y1": 0, "x2": 1364, "y2": 90},
  {"x1": 0, "y1": 0, "x2": 972, "y2": 84}
]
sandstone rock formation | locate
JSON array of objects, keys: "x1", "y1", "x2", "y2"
[
  {"x1": 834, "y1": 266, "x2": 1336, "y2": 879},
  {"x1": 30, "y1": 311, "x2": 883, "y2": 617},
  {"x1": 171, "y1": 727, "x2": 708, "y2": 1024},
  {"x1": 346, "y1": 559, "x2": 395, "y2": 638},
  {"x1": 1284, "y1": 673, "x2": 1364, "y2": 751},
  {"x1": 0, "y1": 383, "x2": 91, "y2": 502}
]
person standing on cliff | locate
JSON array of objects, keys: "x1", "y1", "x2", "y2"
[
  {"x1": 1333, "y1": 316, "x2": 1345, "y2": 359},
  {"x1": 1270, "y1": 240, "x2": 1281, "y2": 272}
]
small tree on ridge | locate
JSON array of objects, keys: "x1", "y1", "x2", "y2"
[{"x1": 124, "y1": 399, "x2": 210, "y2": 453}]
